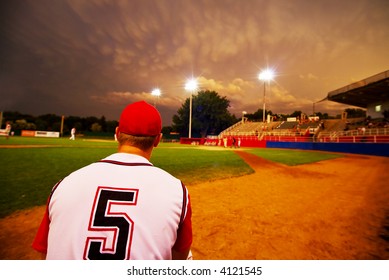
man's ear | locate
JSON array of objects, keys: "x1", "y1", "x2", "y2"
[
  {"x1": 153, "y1": 133, "x2": 162, "y2": 147},
  {"x1": 115, "y1": 127, "x2": 119, "y2": 140}
]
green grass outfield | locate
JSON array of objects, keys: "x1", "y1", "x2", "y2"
[{"x1": 0, "y1": 136, "x2": 342, "y2": 218}]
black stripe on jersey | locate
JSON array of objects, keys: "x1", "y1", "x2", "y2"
[
  {"x1": 99, "y1": 160, "x2": 153, "y2": 167},
  {"x1": 49, "y1": 179, "x2": 63, "y2": 199},
  {"x1": 45, "y1": 179, "x2": 64, "y2": 217},
  {"x1": 179, "y1": 182, "x2": 188, "y2": 225}
]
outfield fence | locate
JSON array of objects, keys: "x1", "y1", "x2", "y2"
[{"x1": 179, "y1": 133, "x2": 389, "y2": 157}]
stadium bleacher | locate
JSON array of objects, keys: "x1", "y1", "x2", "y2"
[
  {"x1": 208, "y1": 70, "x2": 389, "y2": 148},
  {"x1": 215, "y1": 117, "x2": 389, "y2": 144}
]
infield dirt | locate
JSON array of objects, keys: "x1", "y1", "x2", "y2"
[{"x1": 1, "y1": 151, "x2": 388, "y2": 260}]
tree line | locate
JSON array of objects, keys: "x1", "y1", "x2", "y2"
[
  {"x1": 1, "y1": 90, "x2": 366, "y2": 137},
  {"x1": 1, "y1": 112, "x2": 118, "y2": 136}
]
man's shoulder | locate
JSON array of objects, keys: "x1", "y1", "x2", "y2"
[{"x1": 149, "y1": 165, "x2": 182, "y2": 183}]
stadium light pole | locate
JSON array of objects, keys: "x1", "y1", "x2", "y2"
[
  {"x1": 60, "y1": 115, "x2": 64, "y2": 137},
  {"x1": 258, "y1": 69, "x2": 275, "y2": 123},
  {"x1": 185, "y1": 78, "x2": 198, "y2": 139},
  {"x1": 151, "y1": 88, "x2": 161, "y2": 107}
]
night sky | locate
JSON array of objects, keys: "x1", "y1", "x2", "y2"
[{"x1": 1, "y1": 0, "x2": 389, "y2": 125}]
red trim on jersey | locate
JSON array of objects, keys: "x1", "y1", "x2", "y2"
[
  {"x1": 32, "y1": 180, "x2": 63, "y2": 254},
  {"x1": 179, "y1": 182, "x2": 188, "y2": 225},
  {"x1": 31, "y1": 198, "x2": 50, "y2": 253},
  {"x1": 173, "y1": 198, "x2": 192, "y2": 252},
  {"x1": 99, "y1": 160, "x2": 153, "y2": 167},
  {"x1": 172, "y1": 183, "x2": 192, "y2": 252}
]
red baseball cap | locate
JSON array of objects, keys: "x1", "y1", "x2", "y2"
[{"x1": 118, "y1": 101, "x2": 162, "y2": 136}]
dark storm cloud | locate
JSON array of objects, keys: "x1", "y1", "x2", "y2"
[{"x1": 1, "y1": 0, "x2": 389, "y2": 124}]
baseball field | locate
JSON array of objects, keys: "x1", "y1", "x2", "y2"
[{"x1": 1, "y1": 137, "x2": 388, "y2": 260}]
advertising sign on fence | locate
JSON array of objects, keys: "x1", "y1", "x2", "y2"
[{"x1": 21, "y1": 130, "x2": 60, "y2": 138}]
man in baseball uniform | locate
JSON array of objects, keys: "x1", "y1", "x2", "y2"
[
  {"x1": 32, "y1": 101, "x2": 193, "y2": 260},
  {"x1": 69, "y1": 127, "x2": 76, "y2": 140}
]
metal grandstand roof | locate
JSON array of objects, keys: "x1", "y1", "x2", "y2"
[{"x1": 326, "y1": 70, "x2": 389, "y2": 108}]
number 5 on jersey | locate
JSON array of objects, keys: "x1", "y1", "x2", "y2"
[{"x1": 83, "y1": 186, "x2": 139, "y2": 260}]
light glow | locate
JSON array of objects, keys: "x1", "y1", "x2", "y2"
[
  {"x1": 185, "y1": 78, "x2": 198, "y2": 92},
  {"x1": 151, "y1": 88, "x2": 161, "y2": 96},
  {"x1": 258, "y1": 69, "x2": 275, "y2": 81}
]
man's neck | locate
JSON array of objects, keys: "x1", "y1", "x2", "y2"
[{"x1": 117, "y1": 145, "x2": 152, "y2": 160}]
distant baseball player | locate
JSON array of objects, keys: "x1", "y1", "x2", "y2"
[
  {"x1": 5, "y1": 122, "x2": 12, "y2": 140},
  {"x1": 69, "y1": 127, "x2": 76, "y2": 140},
  {"x1": 32, "y1": 101, "x2": 193, "y2": 260}
]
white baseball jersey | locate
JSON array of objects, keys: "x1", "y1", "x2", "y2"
[{"x1": 33, "y1": 153, "x2": 192, "y2": 260}]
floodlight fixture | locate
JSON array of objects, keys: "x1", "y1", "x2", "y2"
[
  {"x1": 151, "y1": 88, "x2": 161, "y2": 107},
  {"x1": 185, "y1": 79, "x2": 198, "y2": 92},
  {"x1": 258, "y1": 69, "x2": 275, "y2": 81},
  {"x1": 258, "y1": 69, "x2": 275, "y2": 123},
  {"x1": 151, "y1": 88, "x2": 161, "y2": 97}
]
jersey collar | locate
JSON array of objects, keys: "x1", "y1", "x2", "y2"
[{"x1": 100, "y1": 153, "x2": 153, "y2": 166}]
